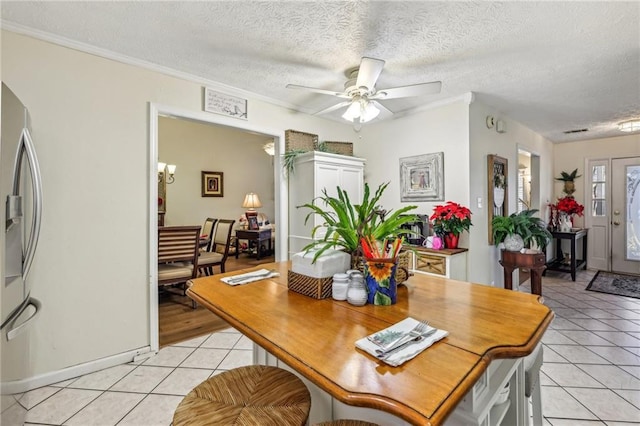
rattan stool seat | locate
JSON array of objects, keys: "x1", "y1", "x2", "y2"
[
  {"x1": 314, "y1": 421, "x2": 379, "y2": 426},
  {"x1": 173, "y1": 365, "x2": 311, "y2": 425}
]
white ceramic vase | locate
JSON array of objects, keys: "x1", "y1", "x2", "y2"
[
  {"x1": 504, "y1": 234, "x2": 525, "y2": 252},
  {"x1": 559, "y1": 213, "x2": 572, "y2": 232}
]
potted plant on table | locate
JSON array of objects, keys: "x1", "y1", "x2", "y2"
[
  {"x1": 549, "y1": 197, "x2": 584, "y2": 232},
  {"x1": 491, "y1": 209, "x2": 552, "y2": 252},
  {"x1": 429, "y1": 201, "x2": 473, "y2": 249},
  {"x1": 299, "y1": 182, "x2": 418, "y2": 262},
  {"x1": 299, "y1": 182, "x2": 418, "y2": 306}
]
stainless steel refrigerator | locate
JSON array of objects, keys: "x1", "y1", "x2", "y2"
[{"x1": 1, "y1": 82, "x2": 43, "y2": 423}]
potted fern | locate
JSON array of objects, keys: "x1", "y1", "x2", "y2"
[
  {"x1": 299, "y1": 182, "x2": 418, "y2": 262},
  {"x1": 491, "y1": 209, "x2": 552, "y2": 252}
]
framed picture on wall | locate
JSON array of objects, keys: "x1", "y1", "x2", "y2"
[
  {"x1": 487, "y1": 154, "x2": 508, "y2": 244},
  {"x1": 202, "y1": 171, "x2": 224, "y2": 197},
  {"x1": 399, "y1": 152, "x2": 444, "y2": 202}
]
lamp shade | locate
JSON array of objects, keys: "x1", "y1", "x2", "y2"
[{"x1": 242, "y1": 192, "x2": 262, "y2": 210}]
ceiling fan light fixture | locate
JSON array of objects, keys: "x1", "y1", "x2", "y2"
[
  {"x1": 342, "y1": 99, "x2": 379, "y2": 123},
  {"x1": 618, "y1": 119, "x2": 640, "y2": 132},
  {"x1": 360, "y1": 102, "x2": 380, "y2": 123},
  {"x1": 342, "y1": 101, "x2": 361, "y2": 121}
]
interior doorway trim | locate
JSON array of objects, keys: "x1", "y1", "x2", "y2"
[{"x1": 148, "y1": 102, "x2": 286, "y2": 352}]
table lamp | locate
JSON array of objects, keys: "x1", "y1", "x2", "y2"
[{"x1": 242, "y1": 192, "x2": 262, "y2": 214}]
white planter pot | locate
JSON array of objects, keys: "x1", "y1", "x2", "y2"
[{"x1": 504, "y1": 234, "x2": 524, "y2": 252}]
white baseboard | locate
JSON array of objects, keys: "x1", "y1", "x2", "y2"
[{"x1": 1, "y1": 346, "x2": 154, "y2": 395}]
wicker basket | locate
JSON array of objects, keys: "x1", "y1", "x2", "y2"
[
  {"x1": 322, "y1": 141, "x2": 353, "y2": 156},
  {"x1": 287, "y1": 270, "x2": 333, "y2": 299},
  {"x1": 351, "y1": 250, "x2": 412, "y2": 284},
  {"x1": 285, "y1": 130, "x2": 318, "y2": 152}
]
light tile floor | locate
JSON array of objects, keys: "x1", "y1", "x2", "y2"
[{"x1": 1, "y1": 269, "x2": 639, "y2": 425}]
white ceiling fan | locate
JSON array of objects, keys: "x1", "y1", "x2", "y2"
[{"x1": 286, "y1": 57, "x2": 442, "y2": 127}]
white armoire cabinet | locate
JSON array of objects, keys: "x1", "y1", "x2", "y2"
[{"x1": 288, "y1": 151, "x2": 365, "y2": 256}]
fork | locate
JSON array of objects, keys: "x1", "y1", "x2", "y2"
[
  {"x1": 375, "y1": 320, "x2": 430, "y2": 354},
  {"x1": 226, "y1": 269, "x2": 274, "y2": 284},
  {"x1": 376, "y1": 327, "x2": 437, "y2": 359}
]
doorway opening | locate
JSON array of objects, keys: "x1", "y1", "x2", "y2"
[
  {"x1": 516, "y1": 148, "x2": 541, "y2": 284},
  {"x1": 516, "y1": 149, "x2": 540, "y2": 213},
  {"x1": 149, "y1": 103, "x2": 287, "y2": 352}
]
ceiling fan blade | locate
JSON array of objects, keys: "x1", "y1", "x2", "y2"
[
  {"x1": 286, "y1": 84, "x2": 350, "y2": 98},
  {"x1": 314, "y1": 101, "x2": 352, "y2": 116},
  {"x1": 356, "y1": 57, "x2": 385, "y2": 90},
  {"x1": 371, "y1": 81, "x2": 442, "y2": 100}
]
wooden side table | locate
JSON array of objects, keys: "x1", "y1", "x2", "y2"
[
  {"x1": 235, "y1": 228, "x2": 272, "y2": 260},
  {"x1": 499, "y1": 250, "x2": 546, "y2": 295}
]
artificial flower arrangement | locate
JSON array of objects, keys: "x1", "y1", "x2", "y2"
[
  {"x1": 549, "y1": 196, "x2": 584, "y2": 230},
  {"x1": 429, "y1": 201, "x2": 473, "y2": 237},
  {"x1": 550, "y1": 196, "x2": 584, "y2": 217}
]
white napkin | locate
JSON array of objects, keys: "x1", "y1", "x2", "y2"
[
  {"x1": 220, "y1": 269, "x2": 279, "y2": 286},
  {"x1": 356, "y1": 317, "x2": 449, "y2": 367}
]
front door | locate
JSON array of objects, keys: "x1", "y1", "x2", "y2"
[{"x1": 611, "y1": 157, "x2": 640, "y2": 274}]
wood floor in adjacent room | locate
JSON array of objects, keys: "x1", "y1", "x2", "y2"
[{"x1": 158, "y1": 253, "x2": 275, "y2": 347}]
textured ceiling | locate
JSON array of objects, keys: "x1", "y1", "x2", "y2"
[{"x1": 1, "y1": 1, "x2": 639, "y2": 143}]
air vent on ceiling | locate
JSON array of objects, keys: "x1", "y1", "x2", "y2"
[{"x1": 563, "y1": 128, "x2": 589, "y2": 134}]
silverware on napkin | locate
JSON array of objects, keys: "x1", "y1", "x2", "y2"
[
  {"x1": 226, "y1": 269, "x2": 274, "y2": 284},
  {"x1": 369, "y1": 320, "x2": 429, "y2": 351},
  {"x1": 375, "y1": 328, "x2": 438, "y2": 358}
]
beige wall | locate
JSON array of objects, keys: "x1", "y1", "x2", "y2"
[
  {"x1": 159, "y1": 117, "x2": 275, "y2": 226},
  {"x1": 553, "y1": 134, "x2": 640, "y2": 228},
  {"x1": 469, "y1": 102, "x2": 554, "y2": 286},
  {"x1": 1, "y1": 30, "x2": 354, "y2": 379}
]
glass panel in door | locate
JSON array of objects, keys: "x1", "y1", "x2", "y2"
[{"x1": 611, "y1": 157, "x2": 640, "y2": 273}]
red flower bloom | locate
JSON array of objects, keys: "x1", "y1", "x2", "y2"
[
  {"x1": 430, "y1": 201, "x2": 473, "y2": 236},
  {"x1": 551, "y1": 196, "x2": 584, "y2": 217}
]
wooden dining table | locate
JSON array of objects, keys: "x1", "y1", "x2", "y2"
[{"x1": 187, "y1": 261, "x2": 553, "y2": 425}]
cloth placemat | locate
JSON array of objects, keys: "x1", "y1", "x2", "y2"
[{"x1": 356, "y1": 317, "x2": 449, "y2": 367}]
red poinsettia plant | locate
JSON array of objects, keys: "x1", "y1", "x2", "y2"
[
  {"x1": 430, "y1": 201, "x2": 473, "y2": 236},
  {"x1": 551, "y1": 196, "x2": 584, "y2": 217}
]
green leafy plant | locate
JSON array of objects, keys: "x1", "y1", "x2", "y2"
[
  {"x1": 299, "y1": 182, "x2": 418, "y2": 262},
  {"x1": 283, "y1": 149, "x2": 306, "y2": 176},
  {"x1": 491, "y1": 209, "x2": 552, "y2": 249},
  {"x1": 555, "y1": 168, "x2": 581, "y2": 182}
]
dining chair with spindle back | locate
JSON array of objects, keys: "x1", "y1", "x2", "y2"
[{"x1": 198, "y1": 219, "x2": 236, "y2": 276}]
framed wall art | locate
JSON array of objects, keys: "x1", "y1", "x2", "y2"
[
  {"x1": 203, "y1": 87, "x2": 248, "y2": 120},
  {"x1": 487, "y1": 154, "x2": 508, "y2": 244},
  {"x1": 399, "y1": 152, "x2": 444, "y2": 202},
  {"x1": 201, "y1": 171, "x2": 224, "y2": 197}
]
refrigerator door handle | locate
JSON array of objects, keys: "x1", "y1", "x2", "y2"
[
  {"x1": 17, "y1": 128, "x2": 43, "y2": 282},
  {"x1": 5, "y1": 296, "x2": 41, "y2": 341}
]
